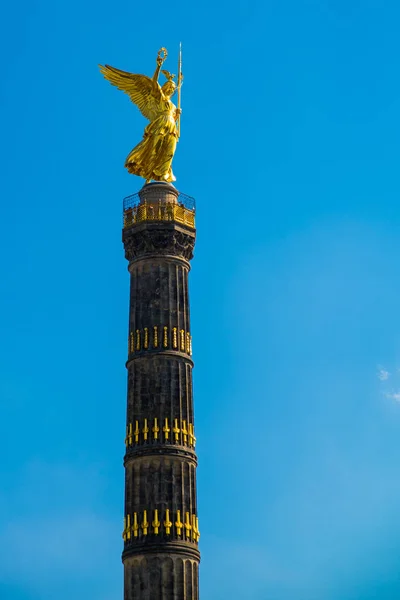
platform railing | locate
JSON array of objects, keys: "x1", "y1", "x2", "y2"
[{"x1": 123, "y1": 191, "x2": 196, "y2": 229}]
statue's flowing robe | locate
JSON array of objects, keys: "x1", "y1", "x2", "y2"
[{"x1": 125, "y1": 99, "x2": 177, "y2": 182}]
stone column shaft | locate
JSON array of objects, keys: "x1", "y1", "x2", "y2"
[{"x1": 122, "y1": 183, "x2": 199, "y2": 600}]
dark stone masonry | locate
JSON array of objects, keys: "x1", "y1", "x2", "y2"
[{"x1": 121, "y1": 182, "x2": 199, "y2": 599}]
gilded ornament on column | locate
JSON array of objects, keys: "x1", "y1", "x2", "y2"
[
  {"x1": 175, "y1": 510, "x2": 183, "y2": 536},
  {"x1": 191, "y1": 514, "x2": 197, "y2": 541},
  {"x1": 134, "y1": 420, "x2": 140, "y2": 443},
  {"x1": 180, "y1": 329, "x2": 185, "y2": 351},
  {"x1": 196, "y1": 517, "x2": 200, "y2": 542},
  {"x1": 163, "y1": 417, "x2": 170, "y2": 440},
  {"x1": 135, "y1": 329, "x2": 140, "y2": 351},
  {"x1": 188, "y1": 423, "x2": 193, "y2": 446},
  {"x1": 184, "y1": 512, "x2": 192, "y2": 538},
  {"x1": 164, "y1": 508, "x2": 172, "y2": 534},
  {"x1": 152, "y1": 509, "x2": 160, "y2": 534},
  {"x1": 186, "y1": 331, "x2": 190, "y2": 353},
  {"x1": 142, "y1": 510, "x2": 149, "y2": 535},
  {"x1": 142, "y1": 418, "x2": 149, "y2": 441},
  {"x1": 128, "y1": 422, "x2": 133, "y2": 446},
  {"x1": 126, "y1": 514, "x2": 131, "y2": 540},
  {"x1": 173, "y1": 418, "x2": 180, "y2": 442},
  {"x1": 125, "y1": 423, "x2": 133, "y2": 447},
  {"x1": 152, "y1": 417, "x2": 160, "y2": 440},
  {"x1": 133, "y1": 512, "x2": 139, "y2": 538},
  {"x1": 181, "y1": 420, "x2": 188, "y2": 444}
]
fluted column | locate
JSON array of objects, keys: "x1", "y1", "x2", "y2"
[{"x1": 122, "y1": 182, "x2": 199, "y2": 600}]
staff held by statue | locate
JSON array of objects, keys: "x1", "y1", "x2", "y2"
[{"x1": 177, "y1": 43, "x2": 183, "y2": 139}]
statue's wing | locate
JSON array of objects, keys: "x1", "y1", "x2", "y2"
[{"x1": 99, "y1": 65, "x2": 160, "y2": 121}]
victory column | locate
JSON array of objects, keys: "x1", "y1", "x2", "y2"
[{"x1": 100, "y1": 47, "x2": 200, "y2": 599}]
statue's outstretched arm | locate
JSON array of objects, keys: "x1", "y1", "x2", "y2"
[{"x1": 152, "y1": 55, "x2": 163, "y2": 91}]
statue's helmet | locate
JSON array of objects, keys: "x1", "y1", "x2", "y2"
[
  {"x1": 161, "y1": 70, "x2": 177, "y2": 96},
  {"x1": 162, "y1": 80, "x2": 177, "y2": 96}
]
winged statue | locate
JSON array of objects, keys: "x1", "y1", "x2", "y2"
[{"x1": 99, "y1": 48, "x2": 182, "y2": 184}]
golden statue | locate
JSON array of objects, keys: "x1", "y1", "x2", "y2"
[{"x1": 99, "y1": 47, "x2": 183, "y2": 183}]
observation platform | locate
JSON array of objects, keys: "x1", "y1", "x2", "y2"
[{"x1": 123, "y1": 182, "x2": 196, "y2": 229}]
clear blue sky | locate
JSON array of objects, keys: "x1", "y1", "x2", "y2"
[{"x1": 2, "y1": 1, "x2": 400, "y2": 598}]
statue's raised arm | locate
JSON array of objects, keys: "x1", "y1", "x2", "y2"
[{"x1": 99, "y1": 47, "x2": 182, "y2": 184}]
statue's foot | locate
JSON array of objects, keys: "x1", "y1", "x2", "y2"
[{"x1": 163, "y1": 173, "x2": 176, "y2": 183}]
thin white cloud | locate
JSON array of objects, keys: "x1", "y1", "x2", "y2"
[
  {"x1": 385, "y1": 391, "x2": 400, "y2": 403},
  {"x1": 378, "y1": 366, "x2": 390, "y2": 381}
]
